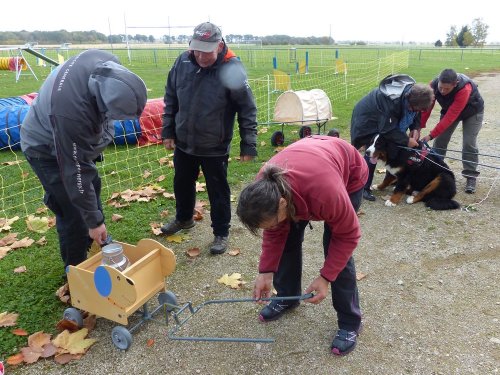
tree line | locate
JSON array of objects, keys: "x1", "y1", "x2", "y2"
[
  {"x1": 435, "y1": 18, "x2": 489, "y2": 47},
  {"x1": 0, "y1": 18, "x2": 490, "y2": 47}
]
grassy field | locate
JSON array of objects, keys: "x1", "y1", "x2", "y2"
[{"x1": 0, "y1": 45, "x2": 499, "y2": 360}]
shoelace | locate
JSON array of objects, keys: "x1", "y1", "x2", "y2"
[
  {"x1": 270, "y1": 303, "x2": 289, "y2": 313},
  {"x1": 335, "y1": 329, "x2": 357, "y2": 342}
]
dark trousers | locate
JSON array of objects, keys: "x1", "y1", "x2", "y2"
[
  {"x1": 364, "y1": 154, "x2": 376, "y2": 190},
  {"x1": 24, "y1": 155, "x2": 99, "y2": 270},
  {"x1": 173, "y1": 148, "x2": 230, "y2": 237},
  {"x1": 273, "y1": 187, "x2": 363, "y2": 332}
]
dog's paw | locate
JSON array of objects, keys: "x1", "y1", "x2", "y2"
[
  {"x1": 406, "y1": 196, "x2": 415, "y2": 204},
  {"x1": 384, "y1": 200, "x2": 397, "y2": 207},
  {"x1": 371, "y1": 184, "x2": 380, "y2": 191}
]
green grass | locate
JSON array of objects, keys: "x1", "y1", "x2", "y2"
[{"x1": 1, "y1": 45, "x2": 499, "y2": 360}]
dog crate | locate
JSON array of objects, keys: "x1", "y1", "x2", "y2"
[{"x1": 270, "y1": 89, "x2": 335, "y2": 146}]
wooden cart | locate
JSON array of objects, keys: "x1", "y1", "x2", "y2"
[{"x1": 64, "y1": 238, "x2": 176, "y2": 349}]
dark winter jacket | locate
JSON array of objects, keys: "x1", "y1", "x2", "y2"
[
  {"x1": 161, "y1": 46, "x2": 257, "y2": 157},
  {"x1": 431, "y1": 73, "x2": 484, "y2": 121},
  {"x1": 21, "y1": 49, "x2": 147, "y2": 228},
  {"x1": 350, "y1": 74, "x2": 421, "y2": 148}
]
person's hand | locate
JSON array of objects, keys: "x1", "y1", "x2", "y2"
[
  {"x1": 89, "y1": 223, "x2": 108, "y2": 245},
  {"x1": 253, "y1": 272, "x2": 273, "y2": 304},
  {"x1": 304, "y1": 275, "x2": 330, "y2": 304},
  {"x1": 163, "y1": 138, "x2": 175, "y2": 150},
  {"x1": 409, "y1": 129, "x2": 420, "y2": 141},
  {"x1": 421, "y1": 135, "x2": 432, "y2": 143},
  {"x1": 240, "y1": 155, "x2": 255, "y2": 162},
  {"x1": 407, "y1": 138, "x2": 419, "y2": 148}
]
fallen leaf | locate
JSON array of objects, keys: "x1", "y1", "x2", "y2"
[
  {"x1": 6, "y1": 352, "x2": 24, "y2": 365},
  {"x1": 56, "y1": 283, "x2": 71, "y2": 304},
  {"x1": 53, "y1": 328, "x2": 96, "y2": 355},
  {"x1": 217, "y1": 273, "x2": 245, "y2": 289},
  {"x1": 10, "y1": 237, "x2": 35, "y2": 249},
  {"x1": 21, "y1": 346, "x2": 42, "y2": 364},
  {"x1": 111, "y1": 214, "x2": 123, "y2": 222},
  {"x1": 13, "y1": 265, "x2": 27, "y2": 273},
  {"x1": 41, "y1": 342, "x2": 58, "y2": 358},
  {"x1": 83, "y1": 314, "x2": 97, "y2": 332},
  {"x1": 146, "y1": 338, "x2": 155, "y2": 347},
  {"x1": 36, "y1": 236, "x2": 47, "y2": 246},
  {"x1": 0, "y1": 311, "x2": 18, "y2": 327},
  {"x1": 195, "y1": 182, "x2": 206, "y2": 192},
  {"x1": 228, "y1": 248, "x2": 241, "y2": 256},
  {"x1": 0, "y1": 232, "x2": 18, "y2": 246},
  {"x1": 54, "y1": 352, "x2": 80, "y2": 364},
  {"x1": 56, "y1": 319, "x2": 80, "y2": 333},
  {"x1": 186, "y1": 247, "x2": 201, "y2": 258},
  {"x1": 12, "y1": 328, "x2": 28, "y2": 336},
  {"x1": 28, "y1": 331, "x2": 52, "y2": 351},
  {"x1": 356, "y1": 272, "x2": 367, "y2": 281},
  {"x1": 26, "y1": 215, "x2": 51, "y2": 233},
  {"x1": 0, "y1": 216, "x2": 19, "y2": 232},
  {"x1": 166, "y1": 234, "x2": 184, "y2": 243}
]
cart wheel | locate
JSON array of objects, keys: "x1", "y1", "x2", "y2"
[
  {"x1": 63, "y1": 308, "x2": 83, "y2": 328},
  {"x1": 327, "y1": 128, "x2": 340, "y2": 138},
  {"x1": 299, "y1": 126, "x2": 312, "y2": 138},
  {"x1": 111, "y1": 326, "x2": 133, "y2": 350},
  {"x1": 158, "y1": 290, "x2": 178, "y2": 312},
  {"x1": 271, "y1": 131, "x2": 285, "y2": 146}
]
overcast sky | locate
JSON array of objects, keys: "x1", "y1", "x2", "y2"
[{"x1": 3, "y1": 0, "x2": 499, "y2": 44}]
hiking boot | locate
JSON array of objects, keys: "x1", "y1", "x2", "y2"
[
  {"x1": 363, "y1": 189, "x2": 376, "y2": 201},
  {"x1": 259, "y1": 300, "x2": 300, "y2": 322},
  {"x1": 161, "y1": 219, "x2": 195, "y2": 236},
  {"x1": 331, "y1": 329, "x2": 358, "y2": 356},
  {"x1": 209, "y1": 235, "x2": 228, "y2": 255},
  {"x1": 465, "y1": 177, "x2": 476, "y2": 194}
]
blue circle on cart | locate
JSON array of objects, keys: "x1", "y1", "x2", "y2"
[{"x1": 94, "y1": 266, "x2": 112, "y2": 297}]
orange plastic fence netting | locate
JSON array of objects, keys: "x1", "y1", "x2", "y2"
[{"x1": 0, "y1": 57, "x2": 27, "y2": 71}]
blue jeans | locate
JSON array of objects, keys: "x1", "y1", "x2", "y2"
[
  {"x1": 272, "y1": 187, "x2": 363, "y2": 332},
  {"x1": 173, "y1": 148, "x2": 231, "y2": 237},
  {"x1": 24, "y1": 155, "x2": 100, "y2": 270}
]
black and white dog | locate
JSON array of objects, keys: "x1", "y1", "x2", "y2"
[{"x1": 366, "y1": 134, "x2": 460, "y2": 210}]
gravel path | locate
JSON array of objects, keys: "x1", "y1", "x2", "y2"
[{"x1": 9, "y1": 73, "x2": 500, "y2": 375}]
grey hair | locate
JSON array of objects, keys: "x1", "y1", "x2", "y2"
[{"x1": 236, "y1": 164, "x2": 295, "y2": 235}]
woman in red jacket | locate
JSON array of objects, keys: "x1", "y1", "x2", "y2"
[{"x1": 237, "y1": 135, "x2": 368, "y2": 356}]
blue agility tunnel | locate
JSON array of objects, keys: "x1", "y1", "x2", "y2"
[{"x1": 0, "y1": 104, "x2": 29, "y2": 150}]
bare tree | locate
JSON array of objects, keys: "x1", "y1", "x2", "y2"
[
  {"x1": 445, "y1": 25, "x2": 458, "y2": 46},
  {"x1": 471, "y1": 18, "x2": 489, "y2": 47}
]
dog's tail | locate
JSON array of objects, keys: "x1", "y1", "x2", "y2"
[{"x1": 425, "y1": 198, "x2": 460, "y2": 210}]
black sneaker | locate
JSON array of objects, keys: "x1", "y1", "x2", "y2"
[
  {"x1": 161, "y1": 219, "x2": 195, "y2": 236},
  {"x1": 209, "y1": 236, "x2": 228, "y2": 255},
  {"x1": 363, "y1": 189, "x2": 376, "y2": 201},
  {"x1": 465, "y1": 177, "x2": 476, "y2": 194},
  {"x1": 259, "y1": 300, "x2": 300, "y2": 322},
  {"x1": 331, "y1": 329, "x2": 358, "y2": 356}
]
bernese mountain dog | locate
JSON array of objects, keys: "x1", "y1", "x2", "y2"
[{"x1": 366, "y1": 134, "x2": 460, "y2": 210}]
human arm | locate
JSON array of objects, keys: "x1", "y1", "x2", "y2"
[
  {"x1": 227, "y1": 61, "x2": 258, "y2": 158},
  {"x1": 253, "y1": 272, "x2": 274, "y2": 304},
  {"x1": 423, "y1": 84, "x2": 472, "y2": 141},
  {"x1": 51, "y1": 116, "x2": 106, "y2": 234},
  {"x1": 161, "y1": 61, "x2": 179, "y2": 143},
  {"x1": 304, "y1": 275, "x2": 329, "y2": 304}
]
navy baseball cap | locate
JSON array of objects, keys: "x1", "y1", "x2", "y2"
[{"x1": 189, "y1": 22, "x2": 222, "y2": 52}]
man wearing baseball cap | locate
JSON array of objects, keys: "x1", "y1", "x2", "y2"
[{"x1": 161, "y1": 22, "x2": 258, "y2": 255}]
